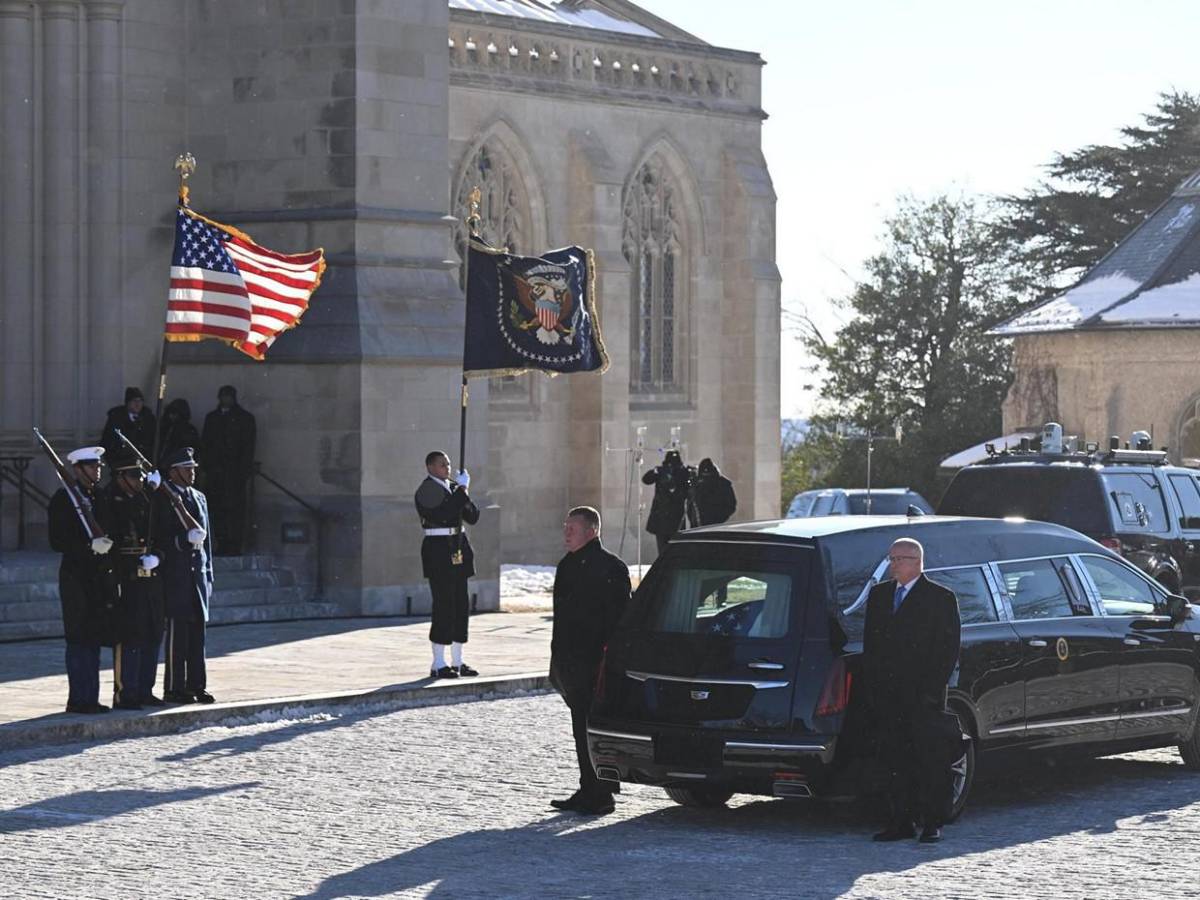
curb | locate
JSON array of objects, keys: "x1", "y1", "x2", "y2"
[{"x1": 0, "y1": 672, "x2": 553, "y2": 752}]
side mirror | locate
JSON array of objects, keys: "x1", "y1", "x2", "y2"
[
  {"x1": 1181, "y1": 516, "x2": 1200, "y2": 530},
  {"x1": 907, "y1": 504, "x2": 926, "y2": 517},
  {"x1": 1164, "y1": 594, "x2": 1191, "y2": 623}
]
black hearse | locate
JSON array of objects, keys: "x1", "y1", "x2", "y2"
[{"x1": 587, "y1": 516, "x2": 1199, "y2": 817}]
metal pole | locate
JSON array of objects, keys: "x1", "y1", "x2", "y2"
[
  {"x1": 457, "y1": 186, "x2": 481, "y2": 475},
  {"x1": 866, "y1": 430, "x2": 873, "y2": 514}
]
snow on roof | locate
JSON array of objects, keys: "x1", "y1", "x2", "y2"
[
  {"x1": 992, "y1": 172, "x2": 1200, "y2": 336},
  {"x1": 449, "y1": 0, "x2": 662, "y2": 38}
]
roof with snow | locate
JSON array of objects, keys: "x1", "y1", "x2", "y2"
[
  {"x1": 449, "y1": 1, "x2": 682, "y2": 40},
  {"x1": 993, "y1": 169, "x2": 1200, "y2": 335}
]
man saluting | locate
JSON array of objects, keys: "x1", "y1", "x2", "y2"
[
  {"x1": 415, "y1": 451, "x2": 480, "y2": 679},
  {"x1": 863, "y1": 537, "x2": 961, "y2": 844}
]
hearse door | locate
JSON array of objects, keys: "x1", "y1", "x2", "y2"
[
  {"x1": 620, "y1": 542, "x2": 810, "y2": 734},
  {"x1": 996, "y1": 556, "x2": 1122, "y2": 749}
]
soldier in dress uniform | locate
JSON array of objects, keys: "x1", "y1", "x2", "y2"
[
  {"x1": 414, "y1": 450, "x2": 480, "y2": 679},
  {"x1": 104, "y1": 448, "x2": 167, "y2": 710},
  {"x1": 159, "y1": 447, "x2": 216, "y2": 704},
  {"x1": 47, "y1": 446, "x2": 114, "y2": 714}
]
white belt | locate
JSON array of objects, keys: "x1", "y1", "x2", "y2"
[{"x1": 423, "y1": 527, "x2": 462, "y2": 536}]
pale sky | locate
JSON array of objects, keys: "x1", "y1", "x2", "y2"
[{"x1": 635, "y1": 0, "x2": 1200, "y2": 417}]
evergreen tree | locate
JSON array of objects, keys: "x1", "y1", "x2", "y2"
[
  {"x1": 998, "y1": 90, "x2": 1200, "y2": 298},
  {"x1": 804, "y1": 195, "x2": 1020, "y2": 501}
]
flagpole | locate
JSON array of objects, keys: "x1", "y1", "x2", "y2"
[
  {"x1": 150, "y1": 152, "x2": 195, "y2": 469},
  {"x1": 457, "y1": 186, "x2": 482, "y2": 475}
]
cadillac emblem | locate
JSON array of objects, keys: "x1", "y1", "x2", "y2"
[{"x1": 691, "y1": 690, "x2": 710, "y2": 701}]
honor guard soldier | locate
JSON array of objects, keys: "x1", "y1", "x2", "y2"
[
  {"x1": 415, "y1": 451, "x2": 480, "y2": 678},
  {"x1": 47, "y1": 446, "x2": 114, "y2": 714},
  {"x1": 105, "y1": 448, "x2": 167, "y2": 709},
  {"x1": 160, "y1": 447, "x2": 216, "y2": 704}
]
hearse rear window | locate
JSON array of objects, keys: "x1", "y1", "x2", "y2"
[
  {"x1": 927, "y1": 567, "x2": 998, "y2": 625},
  {"x1": 643, "y1": 560, "x2": 799, "y2": 639}
]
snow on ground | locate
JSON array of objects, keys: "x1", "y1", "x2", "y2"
[{"x1": 501, "y1": 562, "x2": 650, "y2": 611}]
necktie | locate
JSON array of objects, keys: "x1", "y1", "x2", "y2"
[{"x1": 893, "y1": 585, "x2": 907, "y2": 613}]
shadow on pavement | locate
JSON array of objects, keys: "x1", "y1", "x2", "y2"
[
  {"x1": 295, "y1": 753, "x2": 1200, "y2": 899},
  {"x1": 0, "y1": 782, "x2": 260, "y2": 834}
]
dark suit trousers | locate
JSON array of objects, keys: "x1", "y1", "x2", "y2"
[
  {"x1": 165, "y1": 618, "x2": 207, "y2": 693},
  {"x1": 880, "y1": 711, "x2": 953, "y2": 826},
  {"x1": 64, "y1": 642, "x2": 100, "y2": 707},
  {"x1": 571, "y1": 704, "x2": 611, "y2": 800},
  {"x1": 428, "y1": 572, "x2": 469, "y2": 644}
]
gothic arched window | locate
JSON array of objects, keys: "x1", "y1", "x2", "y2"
[
  {"x1": 623, "y1": 155, "x2": 686, "y2": 395},
  {"x1": 453, "y1": 137, "x2": 534, "y2": 398}
]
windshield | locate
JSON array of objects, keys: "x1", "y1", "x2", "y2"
[{"x1": 938, "y1": 466, "x2": 1106, "y2": 534}]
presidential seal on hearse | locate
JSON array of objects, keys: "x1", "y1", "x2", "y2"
[{"x1": 586, "y1": 516, "x2": 1200, "y2": 818}]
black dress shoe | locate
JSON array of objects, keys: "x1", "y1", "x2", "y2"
[
  {"x1": 113, "y1": 700, "x2": 143, "y2": 711},
  {"x1": 192, "y1": 690, "x2": 215, "y2": 704},
  {"x1": 66, "y1": 702, "x2": 109, "y2": 714},
  {"x1": 574, "y1": 796, "x2": 616, "y2": 816},
  {"x1": 550, "y1": 791, "x2": 585, "y2": 811},
  {"x1": 456, "y1": 663, "x2": 478, "y2": 677},
  {"x1": 164, "y1": 691, "x2": 195, "y2": 704},
  {"x1": 430, "y1": 666, "x2": 459, "y2": 679},
  {"x1": 919, "y1": 825, "x2": 943, "y2": 843},
  {"x1": 873, "y1": 822, "x2": 917, "y2": 842},
  {"x1": 141, "y1": 694, "x2": 167, "y2": 707}
]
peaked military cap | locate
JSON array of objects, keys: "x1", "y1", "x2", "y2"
[
  {"x1": 164, "y1": 446, "x2": 198, "y2": 469},
  {"x1": 66, "y1": 446, "x2": 105, "y2": 465},
  {"x1": 110, "y1": 448, "x2": 143, "y2": 472}
]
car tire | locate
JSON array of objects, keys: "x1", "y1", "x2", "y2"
[
  {"x1": 946, "y1": 710, "x2": 976, "y2": 823},
  {"x1": 663, "y1": 785, "x2": 734, "y2": 808},
  {"x1": 1179, "y1": 712, "x2": 1200, "y2": 771}
]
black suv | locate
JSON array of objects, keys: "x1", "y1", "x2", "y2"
[
  {"x1": 586, "y1": 516, "x2": 1199, "y2": 818},
  {"x1": 938, "y1": 439, "x2": 1200, "y2": 598}
]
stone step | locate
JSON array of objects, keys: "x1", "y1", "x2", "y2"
[
  {"x1": 0, "y1": 553, "x2": 278, "y2": 585},
  {"x1": 0, "y1": 568, "x2": 296, "y2": 608}
]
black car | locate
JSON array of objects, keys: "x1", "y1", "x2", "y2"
[
  {"x1": 786, "y1": 487, "x2": 933, "y2": 518},
  {"x1": 586, "y1": 516, "x2": 1199, "y2": 818},
  {"x1": 938, "y1": 435, "x2": 1200, "y2": 598}
]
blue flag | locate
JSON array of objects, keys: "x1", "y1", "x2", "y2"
[{"x1": 463, "y1": 241, "x2": 610, "y2": 377}]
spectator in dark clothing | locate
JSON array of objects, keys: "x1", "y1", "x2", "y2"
[
  {"x1": 687, "y1": 457, "x2": 738, "y2": 527},
  {"x1": 642, "y1": 450, "x2": 693, "y2": 554},
  {"x1": 100, "y1": 387, "x2": 156, "y2": 461},
  {"x1": 549, "y1": 506, "x2": 631, "y2": 816},
  {"x1": 158, "y1": 398, "x2": 201, "y2": 466},
  {"x1": 199, "y1": 385, "x2": 256, "y2": 556}
]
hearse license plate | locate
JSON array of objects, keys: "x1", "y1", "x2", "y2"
[{"x1": 654, "y1": 733, "x2": 723, "y2": 767}]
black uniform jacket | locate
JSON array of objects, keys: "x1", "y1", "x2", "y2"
[
  {"x1": 414, "y1": 476, "x2": 480, "y2": 578},
  {"x1": 160, "y1": 485, "x2": 214, "y2": 622},
  {"x1": 104, "y1": 483, "x2": 167, "y2": 645},
  {"x1": 862, "y1": 574, "x2": 961, "y2": 716},
  {"x1": 549, "y1": 538, "x2": 631, "y2": 709},
  {"x1": 48, "y1": 486, "x2": 113, "y2": 645},
  {"x1": 200, "y1": 404, "x2": 256, "y2": 481}
]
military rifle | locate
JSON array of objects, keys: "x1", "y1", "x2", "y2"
[
  {"x1": 32, "y1": 427, "x2": 107, "y2": 541},
  {"x1": 113, "y1": 427, "x2": 204, "y2": 534}
]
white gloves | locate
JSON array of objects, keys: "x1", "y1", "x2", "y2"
[
  {"x1": 145, "y1": 471, "x2": 162, "y2": 489},
  {"x1": 187, "y1": 528, "x2": 206, "y2": 549},
  {"x1": 454, "y1": 469, "x2": 471, "y2": 489},
  {"x1": 91, "y1": 536, "x2": 114, "y2": 555},
  {"x1": 139, "y1": 554, "x2": 160, "y2": 571}
]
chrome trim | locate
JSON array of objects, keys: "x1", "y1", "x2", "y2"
[
  {"x1": 747, "y1": 661, "x2": 784, "y2": 671},
  {"x1": 1123, "y1": 638, "x2": 1141, "y2": 646},
  {"x1": 671, "y1": 538, "x2": 817, "y2": 550},
  {"x1": 625, "y1": 670, "x2": 789, "y2": 689},
  {"x1": 587, "y1": 727, "x2": 653, "y2": 743},
  {"x1": 666, "y1": 772, "x2": 707, "y2": 780},
  {"x1": 1027, "y1": 639, "x2": 1047, "y2": 648},
  {"x1": 1026, "y1": 714, "x2": 1120, "y2": 731},
  {"x1": 1121, "y1": 707, "x2": 1192, "y2": 720},
  {"x1": 987, "y1": 723, "x2": 1026, "y2": 735},
  {"x1": 725, "y1": 741, "x2": 828, "y2": 752}
]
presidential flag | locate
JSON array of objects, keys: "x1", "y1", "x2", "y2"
[
  {"x1": 165, "y1": 207, "x2": 325, "y2": 360},
  {"x1": 463, "y1": 240, "x2": 609, "y2": 377}
]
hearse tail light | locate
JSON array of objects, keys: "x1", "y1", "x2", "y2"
[
  {"x1": 1100, "y1": 537, "x2": 1123, "y2": 556},
  {"x1": 816, "y1": 657, "x2": 852, "y2": 718}
]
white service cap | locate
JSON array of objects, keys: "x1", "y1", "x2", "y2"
[{"x1": 66, "y1": 446, "x2": 105, "y2": 465}]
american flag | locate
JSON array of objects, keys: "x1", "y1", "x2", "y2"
[{"x1": 166, "y1": 207, "x2": 325, "y2": 360}]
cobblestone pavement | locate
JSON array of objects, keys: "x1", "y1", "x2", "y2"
[{"x1": 3, "y1": 694, "x2": 1200, "y2": 899}]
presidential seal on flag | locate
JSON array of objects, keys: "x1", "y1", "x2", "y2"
[{"x1": 464, "y1": 240, "x2": 609, "y2": 377}]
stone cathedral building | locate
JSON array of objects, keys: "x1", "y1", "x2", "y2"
[{"x1": 0, "y1": 0, "x2": 779, "y2": 622}]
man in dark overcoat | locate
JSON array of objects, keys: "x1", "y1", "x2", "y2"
[
  {"x1": 100, "y1": 387, "x2": 156, "y2": 460},
  {"x1": 48, "y1": 446, "x2": 115, "y2": 714},
  {"x1": 549, "y1": 506, "x2": 631, "y2": 816},
  {"x1": 199, "y1": 385, "x2": 256, "y2": 555},
  {"x1": 104, "y1": 448, "x2": 167, "y2": 709},
  {"x1": 863, "y1": 537, "x2": 961, "y2": 843},
  {"x1": 415, "y1": 451, "x2": 480, "y2": 678},
  {"x1": 159, "y1": 447, "x2": 215, "y2": 704},
  {"x1": 686, "y1": 457, "x2": 737, "y2": 527},
  {"x1": 642, "y1": 450, "x2": 693, "y2": 554}
]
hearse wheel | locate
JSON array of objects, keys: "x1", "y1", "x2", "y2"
[
  {"x1": 663, "y1": 785, "x2": 734, "y2": 808},
  {"x1": 946, "y1": 710, "x2": 976, "y2": 823},
  {"x1": 1180, "y1": 708, "x2": 1200, "y2": 770}
]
